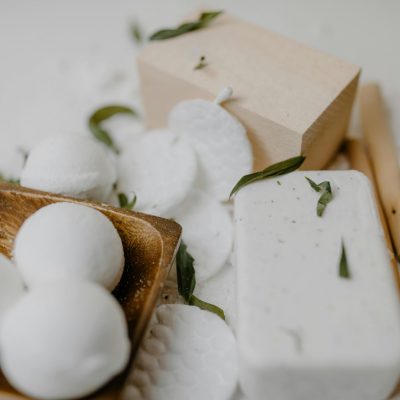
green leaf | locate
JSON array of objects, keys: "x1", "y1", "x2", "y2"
[
  {"x1": 305, "y1": 177, "x2": 333, "y2": 217},
  {"x1": 0, "y1": 174, "x2": 20, "y2": 185},
  {"x1": 131, "y1": 21, "x2": 143, "y2": 44},
  {"x1": 339, "y1": 241, "x2": 351, "y2": 279},
  {"x1": 149, "y1": 10, "x2": 223, "y2": 41},
  {"x1": 189, "y1": 295, "x2": 225, "y2": 320},
  {"x1": 176, "y1": 241, "x2": 225, "y2": 319},
  {"x1": 88, "y1": 105, "x2": 137, "y2": 154},
  {"x1": 229, "y1": 155, "x2": 305, "y2": 198},
  {"x1": 194, "y1": 55, "x2": 207, "y2": 70},
  {"x1": 176, "y1": 241, "x2": 196, "y2": 302},
  {"x1": 118, "y1": 192, "x2": 137, "y2": 210}
]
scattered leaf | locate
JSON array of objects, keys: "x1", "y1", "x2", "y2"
[
  {"x1": 149, "y1": 10, "x2": 223, "y2": 41},
  {"x1": 131, "y1": 21, "x2": 143, "y2": 44},
  {"x1": 305, "y1": 177, "x2": 333, "y2": 217},
  {"x1": 176, "y1": 241, "x2": 225, "y2": 319},
  {"x1": 118, "y1": 192, "x2": 137, "y2": 210},
  {"x1": 194, "y1": 55, "x2": 207, "y2": 70},
  {"x1": 339, "y1": 241, "x2": 351, "y2": 279},
  {"x1": 88, "y1": 105, "x2": 138, "y2": 153},
  {"x1": 229, "y1": 155, "x2": 305, "y2": 198}
]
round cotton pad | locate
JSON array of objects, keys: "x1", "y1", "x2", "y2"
[
  {"x1": 0, "y1": 281, "x2": 130, "y2": 399},
  {"x1": 13, "y1": 202, "x2": 124, "y2": 291},
  {"x1": 173, "y1": 190, "x2": 233, "y2": 282},
  {"x1": 20, "y1": 134, "x2": 116, "y2": 202},
  {"x1": 169, "y1": 99, "x2": 253, "y2": 201},
  {"x1": 117, "y1": 130, "x2": 197, "y2": 217},
  {"x1": 0, "y1": 255, "x2": 24, "y2": 328},
  {"x1": 123, "y1": 304, "x2": 238, "y2": 400}
]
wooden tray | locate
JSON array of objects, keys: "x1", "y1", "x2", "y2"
[{"x1": 0, "y1": 183, "x2": 182, "y2": 399}]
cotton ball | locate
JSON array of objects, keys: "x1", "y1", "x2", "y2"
[
  {"x1": 0, "y1": 281, "x2": 130, "y2": 399},
  {"x1": 20, "y1": 134, "x2": 116, "y2": 202},
  {"x1": 0, "y1": 255, "x2": 25, "y2": 328},
  {"x1": 14, "y1": 202, "x2": 124, "y2": 291}
]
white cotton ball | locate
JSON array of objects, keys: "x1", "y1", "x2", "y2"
[
  {"x1": 20, "y1": 134, "x2": 116, "y2": 202},
  {"x1": 0, "y1": 255, "x2": 25, "y2": 328},
  {"x1": 14, "y1": 202, "x2": 124, "y2": 291},
  {"x1": 0, "y1": 281, "x2": 130, "y2": 399}
]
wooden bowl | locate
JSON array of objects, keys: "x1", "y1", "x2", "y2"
[{"x1": 0, "y1": 183, "x2": 182, "y2": 399}]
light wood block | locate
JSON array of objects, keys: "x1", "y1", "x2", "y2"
[{"x1": 138, "y1": 13, "x2": 360, "y2": 170}]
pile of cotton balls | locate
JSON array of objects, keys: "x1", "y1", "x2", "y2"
[
  {"x1": 10, "y1": 89, "x2": 251, "y2": 400},
  {"x1": 0, "y1": 202, "x2": 130, "y2": 400}
]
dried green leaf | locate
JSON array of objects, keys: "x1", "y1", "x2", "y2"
[
  {"x1": 176, "y1": 241, "x2": 225, "y2": 319},
  {"x1": 339, "y1": 241, "x2": 351, "y2": 279},
  {"x1": 131, "y1": 21, "x2": 143, "y2": 44},
  {"x1": 189, "y1": 295, "x2": 225, "y2": 320},
  {"x1": 0, "y1": 174, "x2": 20, "y2": 185},
  {"x1": 229, "y1": 155, "x2": 305, "y2": 198},
  {"x1": 194, "y1": 55, "x2": 207, "y2": 70},
  {"x1": 88, "y1": 105, "x2": 137, "y2": 153},
  {"x1": 149, "y1": 10, "x2": 223, "y2": 41},
  {"x1": 305, "y1": 177, "x2": 333, "y2": 217},
  {"x1": 118, "y1": 192, "x2": 137, "y2": 210}
]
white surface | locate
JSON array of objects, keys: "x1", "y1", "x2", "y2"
[
  {"x1": 21, "y1": 134, "x2": 117, "y2": 202},
  {"x1": 123, "y1": 304, "x2": 238, "y2": 400},
  {"x1": 234, "y1": 171, "x2": 400, "y2": 400},
  {"x1": 0, "y1": 280, "x2": 130, "y2": 399},
  {"x1": 117, "y1": 130, "x2": 197, "y2": 217},
  {"x1": 14, "y1": 202, "x2": 125, "y2": 291},
  {"x1": 0, "y1": 0, "x2": 399, "y2": 182},
  {"x1": 169, "y1": 99, "x2": 252, "y2": 201},
  {"x1": 172, "y1": 190, "x2": 233, "y2": 282},
  {"x1": 0, "y1": 255, "x2": 25, "y2": 330}
]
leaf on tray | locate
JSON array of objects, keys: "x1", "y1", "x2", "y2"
[
  {"x1": 118, "y1": 192, "x2": 137, "y2": 210},
  {"x1": 339, "y1": 241, "x2": 351, "y2": 279}
]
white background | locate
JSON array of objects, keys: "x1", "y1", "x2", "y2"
[{"x1": 0, "y1": 0, "x2": 399, "y2": 180}]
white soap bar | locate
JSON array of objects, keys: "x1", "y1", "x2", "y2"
[{"x1": 234, "y1": 171, "x2": 400, "y2": 400}]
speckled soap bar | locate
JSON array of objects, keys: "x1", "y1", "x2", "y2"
[{"x1": 234, "y1": 170, "x2": 400, "y2": 400}]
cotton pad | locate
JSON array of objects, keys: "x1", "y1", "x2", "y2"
[
  {"x1": 117, "y1": 130, "x2": 197, "y2": 217},
  {"x1": 20, "y1": 134, "x2": 116, "y2": 202},
  {"x1": 0, "y1": 255, "x2": 25, "y2": 328},
  {"x1": 173, "y1": 190, "x2": 233, "y2": 282},
  {"x1": 0, "y1": 281, "x2": 130, "y2": 399},
  {"x1": 169, "y1": 99, "x2": 253, "y2": 201},
  {"x1": 14, "y1": 202, "x2": 124, "y2": 291},
  {"x1": 123, "y1": 304, "x2": 237, "y2": 400}
]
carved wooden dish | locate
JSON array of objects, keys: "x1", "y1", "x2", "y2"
[{"x1": 0, "y1": 183, "x2": 182, "y2": 399}]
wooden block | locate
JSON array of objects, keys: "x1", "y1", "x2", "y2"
[{"x1": 138, "y1": 13, "x2": 360, "y2": 170}]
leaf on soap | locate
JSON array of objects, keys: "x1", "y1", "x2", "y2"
[
  {"x1": 339, "y1": 241, "x2": 351, "y2": 279},
  {"x1": 194, "y1": 55, "x2": 207, "y2": 70},
  {"x1": 149, "y1": 10, "x2": 223, "y2": 41},
  {"x1": 176, "y1": 241, "x2": 225, "y2": 320},
  {"x1": 88, "y1": 105, "x2": 138, "y2": 154},
  {"x1": 229, "y1": 155, "x2": 306, "y2": 198},
  {"x1": 118, "y1": 192, "x2": 137, "y2": 210},
  {"x1": 130, "y1": 20, "x2": 143, "y2": 44},
  {"x1": 305, "y1": 177, "x2": 333, "y2": 217}
]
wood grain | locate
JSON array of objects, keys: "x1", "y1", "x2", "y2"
[
  {"x1": 0, "y1": 183, "x2": 182, "y2": 400},
  {"x1": 360, "y1": 83, "x2": 400, "y2": 259},
  {"x1": 138, "y1": 13, "x2": 360, "y2": 170}
]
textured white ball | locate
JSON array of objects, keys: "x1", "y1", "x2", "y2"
[
  {"x1": 0, "y1": 281, "x2": 130, "y2": 400},
  {"x1": 0, "y1": 255, "x2": 25, "y2": 328},
  {"x1": 20, "y1": 134, "x2": 116, "y2": 202},
  {"x1": 14, "y1": 202, "x2": 124, "y2": 291}
]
